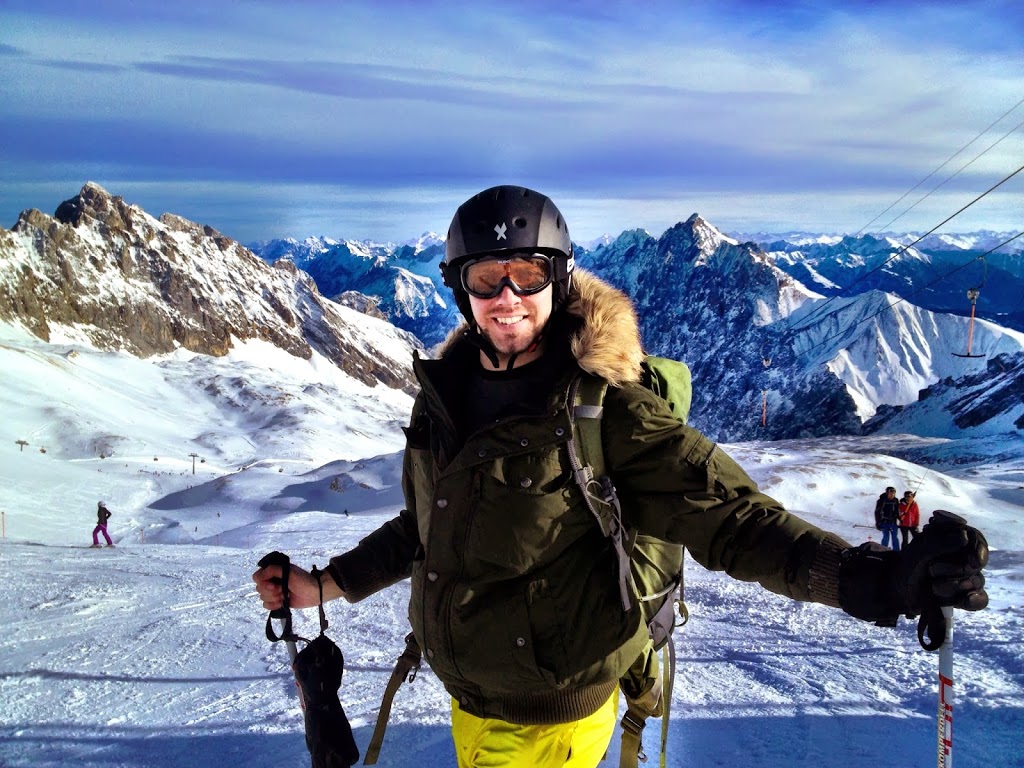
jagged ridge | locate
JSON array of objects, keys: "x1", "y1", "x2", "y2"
[{"x1": 0, "y1": 183, "x2": 419, "y2": 394}]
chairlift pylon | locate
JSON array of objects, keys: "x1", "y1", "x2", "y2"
[
  {"x1": 952, "y1": 257, "x2": 987, "y2": 359},
  {"x1": 759, "y1": 343, "x2": 772, "y2": 428}
]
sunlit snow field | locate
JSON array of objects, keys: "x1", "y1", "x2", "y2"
[{"x1": 1, "y1": 325, "x2": 1021, "y2": 768}]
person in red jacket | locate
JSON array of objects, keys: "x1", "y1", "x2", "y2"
[{"x1": 899, "y1": 491, "x2": 921, "y2": 549}]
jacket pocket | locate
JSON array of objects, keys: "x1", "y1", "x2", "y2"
[
  {"x1": 467, "y1": 449, "x2": 580, "y2": 573},
  {"x1": 407, "y1": 447, "x2": 435, "y2": 545}
]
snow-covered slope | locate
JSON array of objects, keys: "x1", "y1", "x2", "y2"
[
  {"x1": 0, "y1": 183, "x2": 421, "y2": 394},
  {"x1": 788, "y1": 290, "x2": 1024, "y2": 421},
  {"x1": 0, "y1": 318, "x2": 1021, "y2": 768},
  {"x1": 0, "y1": 321, "x2": 414, "y2": 545},
  {"x1": 1, "y1": 187, "x2": 1019, "y2": 768}
]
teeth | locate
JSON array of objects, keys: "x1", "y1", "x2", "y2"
[{"x1": 495, "y1": 317, "x2": 523, "y2": 325}]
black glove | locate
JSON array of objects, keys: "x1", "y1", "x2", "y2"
[
  {"x1": 293, "y1": 634, "x2": 360, "y2": 768},
  {"x1": 839, "y1": 510, "x2": 988, "y2": 626}
]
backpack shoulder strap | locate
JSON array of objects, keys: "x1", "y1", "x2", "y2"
[
  {"x1": 570, "y1": 373, "x2": 608, "y2": 479},
  {"x1": 567, "y1": 373, "x2": 632, "y2": 612},
  {"x1": 364, "y1": 633, "x2": 422, "y2": 765}
]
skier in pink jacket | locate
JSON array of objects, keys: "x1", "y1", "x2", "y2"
[{"x1": 91, "y1": 501, "x2": 113, "y2": 547}]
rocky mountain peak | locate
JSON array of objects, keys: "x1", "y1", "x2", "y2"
[
  {"x1": 0, "y1": 186, "x2": 419, "y2": 395},
  {"x1": 52, "y1": 182, "x2": 135, "y2": 232}
]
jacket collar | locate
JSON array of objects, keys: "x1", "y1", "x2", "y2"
[{"x1": 436, "y1": 269, "x2": 645, "y2": 387}]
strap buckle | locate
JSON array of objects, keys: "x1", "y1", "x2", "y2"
[{"x1": 621, "y1": 710, "x2": 647, "y2": 737}]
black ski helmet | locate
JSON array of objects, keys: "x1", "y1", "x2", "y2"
[{"x1": 441, "y1": 185, "x2": 575, "y2": 321}]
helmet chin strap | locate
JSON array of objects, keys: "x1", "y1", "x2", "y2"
[
  {"x1": 503, "y1": 332, "x2": 545, "y2": 371},
  {"x1": 468, "y1": 326, "x2": 502, "y2": 369},
  {"x1": 470, "y1": 323, "x2": 547, "y2": 371}
]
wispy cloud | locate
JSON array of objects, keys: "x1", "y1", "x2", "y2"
[{"x1": 1, "y1": 0, "x2": 1021, "y2": 242}]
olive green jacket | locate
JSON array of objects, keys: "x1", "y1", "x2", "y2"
[{"x1": 330, "y1": 270, "x2": 849, "y2": 724}]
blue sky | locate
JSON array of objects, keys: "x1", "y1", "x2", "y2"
[{"x1": 1, "y1": 0, "x2": 1022, "y2": 244}]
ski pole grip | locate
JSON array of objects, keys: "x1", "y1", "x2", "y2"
[
  {"x1": 917, "y1": 510, "x2": 972, "y2": 651},
  {"x1": 258, "y1": 550, "x2": 291, "y2": 620}
]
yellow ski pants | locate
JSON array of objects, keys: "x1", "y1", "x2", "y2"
[{"x1": 450, "y1": 687, "x2": 619, "y2": 768}]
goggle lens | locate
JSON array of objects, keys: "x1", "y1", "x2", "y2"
[{"x1": 462, "y1": 254, "x2": 553, "y2": 298}]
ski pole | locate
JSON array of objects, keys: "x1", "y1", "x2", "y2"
[{"x1": 937, "y1": 605, "x2": 953, "y2": 768}]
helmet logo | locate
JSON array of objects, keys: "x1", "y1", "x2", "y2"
[{"x1": 494, "y1": 222, "x2": 507, "y2": 240}]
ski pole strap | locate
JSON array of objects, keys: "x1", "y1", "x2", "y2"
[
  {"x1": 918, "y1": 602, "x2": 947, "y2": 652},
  {"x1": 311, "y1": 565, "x2": 329, "y2": 635},
  {"x1": 258, "y1": 551, "x2": 297, "y2": 644},
  {"x1": 364, "y1": 633, "x2": 422, "y2": 766}
]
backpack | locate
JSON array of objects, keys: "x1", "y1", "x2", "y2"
[
  {"x1": 566, "y1": 354, "x2": 692, "y2": 768},
  {"x1": 363, "y1": 355, "x2": 693, "y2": 768}
]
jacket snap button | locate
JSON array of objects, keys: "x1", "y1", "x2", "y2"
[
  {"x1": 478, "y1": 448, "x2": 487, "y2": 458},
  {"x1": 555, "y1": 427, "x2": 565, "y2": 437},
  {"x1": 520, "y1": 438, "x2": 529, "y2": 447},
  {"x1": 436, "y1": 498, "x2": 448, "y2": 509},
  {"x1": 427, "y1": 571, "x2": 439, "y2": 582},
  {"x1": 520, "y1": 477, "x2": 532, "y2": 488},
  {"x1": 515, "y1": 637, "x2": 526, "y2": 647}
]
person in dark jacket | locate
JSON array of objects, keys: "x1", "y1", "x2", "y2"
[
  {"x1": 875, "y1": 486, "x2": 902, "y2": 551},
  {"x1": 254, "y1": 186, "x2": 989, "y2": 768},
  {"x1": 91, "y1": 501, "x2": 113, "y2": 547}
]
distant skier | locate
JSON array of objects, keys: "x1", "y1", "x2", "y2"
[
  {"x1": 91, "y1": 501, "x2": 114, "y2": 548},
  {"x1": 874, "y1": 487, "x2": 901, "y2": 551}
]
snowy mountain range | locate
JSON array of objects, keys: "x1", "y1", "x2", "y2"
[
  {"x1": 248, "y1": 213, "x2": 1024, "y2": 443},
  {"x1": 582, "y1": 218, "x2": 1024, "y2": 440},
  {"x1": 3, "y1": 183, "x2": 1022, "y2": 447},
  {"x1": 751, "y1": 232, "x2": 1024, "y2": 333},
  {"x1": 247, "y1": 234, "x2": 457, "y2": 347}
]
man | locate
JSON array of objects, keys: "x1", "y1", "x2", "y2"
[
  {"x1": 875, "y1": 486, "x2": 902, "y2": 551},
  {"x1": 254, "y1": 185, "x2": 988, "y2": 768}
]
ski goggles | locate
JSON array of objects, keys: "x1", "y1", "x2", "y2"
[{"x1": 460, "y1": 253, "x2": 554, "y2": 299}]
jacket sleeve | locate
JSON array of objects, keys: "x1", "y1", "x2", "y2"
[
  {"x1": 327, "y1": 437, "x2": 420, "y2": 602},
  {"x1": 602, "y1": 383, "x2": 848, "y2": 608}
]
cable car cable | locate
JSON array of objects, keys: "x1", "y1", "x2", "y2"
[
  {"x1": 783, "y1": 162, "x2": 1024, "y2": 339},
  {"x1": 853, "y1": 95, "x2": 1024, "y2": 237}
]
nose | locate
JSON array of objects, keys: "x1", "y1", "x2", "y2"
[{"x1": 492, "y1": 285, "x2": 521, "y2": 304}]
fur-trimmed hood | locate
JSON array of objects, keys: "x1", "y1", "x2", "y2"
[
  {"x1": 565, "y1": 270, "x2": 645, "y2": 386},
  {"x1": 438, "y1": 269, "x2": 645, "y2": 387}
]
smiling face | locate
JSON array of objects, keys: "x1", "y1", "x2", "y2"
[{"x1": 469, "y1": 283, "x2": 553, "y2": 369}]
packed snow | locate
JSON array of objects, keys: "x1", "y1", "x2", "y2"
[{"x1": 1, "y1": 322, "x2": 1021, "y2": 768}]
